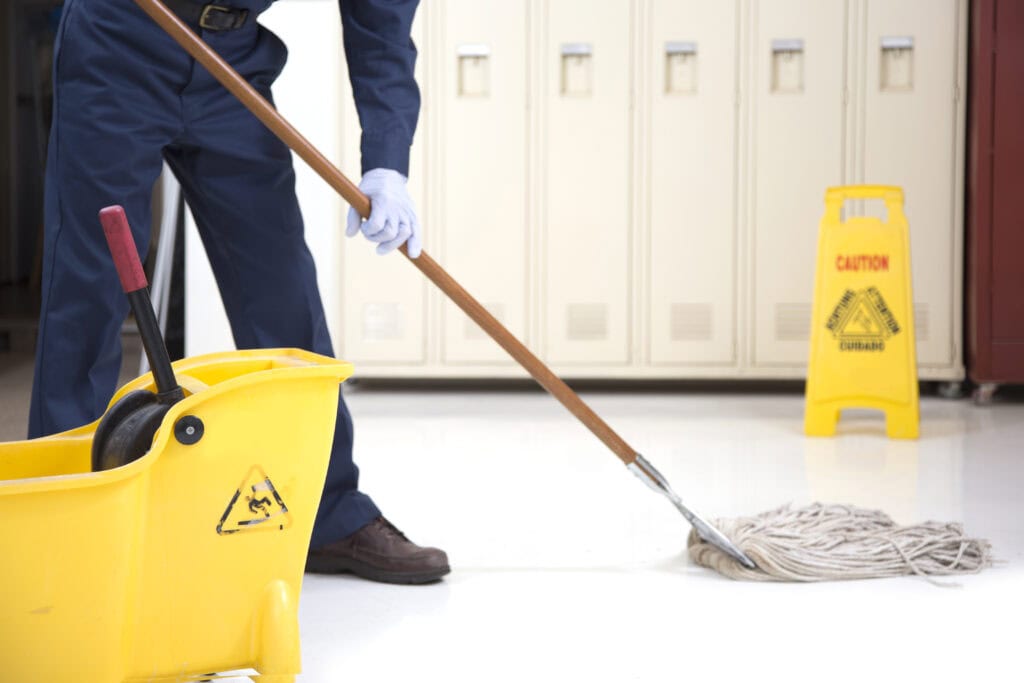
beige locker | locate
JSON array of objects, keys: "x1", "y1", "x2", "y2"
[
  {"x1": 860, "y1": 0, "x2": 962, "y2": 368},
  {"x1": 647, "y1": 0, "x2": 738, "y2": 365},
  {"x1": 542, "y1": 0, "x2": 633, "y2": 365},
  {"x1": 320, "y1": 1, "x2": 965, "y2": 381},
  {"x1": 751, "y1": 0, "x2": 847, "y2": 367},
  {"x1": 339, "y1": 13, "x2": 429, "y2": 365},
  {"x1": 439, "y1": 0, "x2": 529, "y2": 365}
]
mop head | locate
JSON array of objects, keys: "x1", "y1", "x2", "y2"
[{"x1": 688, "y1": 503, "x2": 992, "y2": 581}]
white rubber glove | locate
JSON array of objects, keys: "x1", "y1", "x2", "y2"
[{"x1": 345, "y1": 168, "x2": 422, "y2": 258}]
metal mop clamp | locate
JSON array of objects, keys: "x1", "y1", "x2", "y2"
[
  {"x1": 91, "y1": 205, "x2": 186, "y2": 472},
  {"x1": 131, "y1": 0, "x2": 756, "y2": 570},
  {"x1": 629, "y1": 455, "x2": 753, "y2": 567}
]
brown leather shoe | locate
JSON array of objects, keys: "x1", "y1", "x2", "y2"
[{"x1": 306, "y1": 517, "x2": 450, "y2": 585}]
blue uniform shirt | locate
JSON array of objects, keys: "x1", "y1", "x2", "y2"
[{"x1": 338, "y1": 0, "x2": 420, "y2": 176}]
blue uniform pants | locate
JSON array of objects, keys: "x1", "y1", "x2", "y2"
[{"x1": 29, "y1": 0, "x2": 379, "y2": 547}]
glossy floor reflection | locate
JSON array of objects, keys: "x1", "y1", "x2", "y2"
[{"x1": 293, "y1": 388, "x2": 1023, "y2": 682}]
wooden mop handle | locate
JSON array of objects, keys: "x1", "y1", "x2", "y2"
[{"x1": 132, "y1": 0, "x2": 640, "y2": 466}]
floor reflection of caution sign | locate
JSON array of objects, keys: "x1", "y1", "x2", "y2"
[
  {"x1": 217, "y1": 465, "x2": 292, "y2": 535},
  {"x1": 805, "y1": 186, "x2": 919, "y2": 439}
]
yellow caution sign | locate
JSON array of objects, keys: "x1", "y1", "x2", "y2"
[{"x1": 804, "y1": 186, "x2": 919, "y2": 439}]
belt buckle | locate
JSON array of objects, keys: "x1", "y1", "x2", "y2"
[{"x1": 199, "y1": 4, "x2": 241, "y2": 31}]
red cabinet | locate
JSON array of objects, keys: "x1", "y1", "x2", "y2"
[{"x1": 967, "y1": 0, "x2": 1024, "y2": 385}]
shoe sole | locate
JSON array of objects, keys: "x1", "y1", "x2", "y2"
[{"x1": 305, "y1": 555, "x2": 450, "y2": 585}]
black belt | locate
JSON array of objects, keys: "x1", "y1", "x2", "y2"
[{"x1": 163, "y1": 0, "x2": 250, "y2": 31}]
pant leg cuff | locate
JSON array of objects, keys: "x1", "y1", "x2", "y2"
[{"x1": 309, "y1": 491, "x2": 381, "y2": 549}]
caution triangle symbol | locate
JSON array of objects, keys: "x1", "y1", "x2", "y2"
[
  {"x1": 836, "y1": 293, "x2": 888, "y2": 340},
  {"x1": 217, "y1": 465, "x2": 291, "y2": 535}
]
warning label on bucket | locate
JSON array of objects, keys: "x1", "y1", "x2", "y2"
[
  {"x1": 825, "y1": 287, "x2": 901, "y2": 351},
  {"x1": 217, "y1": 466, "x2": 291, "y2": 535}
]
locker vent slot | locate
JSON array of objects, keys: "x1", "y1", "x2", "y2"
[
  {"x1": 362, "y1": 303, "x2": 404, "y2": 342},
  {"x1": 670, "y1": 303, "x2": 713, "y2": 341},
  {"x1": 913, "y1": 303, "x2": 929, "y2": 342},
  {"x1": 775, "y1": 303, "x2": 812, "y2": 341},
  {"x1": 464, "y1": 303, "x2": 505, "y2": 340},
  {"x1": 566, "y1": 303, "x2": 608, "y2": 341}
]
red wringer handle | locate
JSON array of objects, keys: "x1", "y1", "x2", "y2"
[
  {"x1": 98, "y1": 205, "x2": 182, "y2": 401},
  {"x1": 99, "y1": 206, "x2": 150, "y2": 293}
]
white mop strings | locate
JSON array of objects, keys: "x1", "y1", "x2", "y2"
[{"x1": 688, "y1": 503, "x2": 992, "y2": 582}]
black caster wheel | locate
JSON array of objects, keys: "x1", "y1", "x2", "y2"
[
  {"x1": 937, "y1": 381, "x2": 965, "y2": 399},
  {"x1": 973, "y1": 382, "x2": 999, "y2": 406}
]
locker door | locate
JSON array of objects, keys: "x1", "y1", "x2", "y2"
[
  {"x1": 751, "y1": 0, "x2": 847, "y2": 366},
  {"x1": 440, "y1": 0, "x2": 528, "y2": 365},
  {"x1": 862, "y1": 0, "x2": 961, "y2": 368},
  {"x1": 648, "y1": 0, "x2": 739, "y2": 365},
  {"x1": 339, "y1": 12, "x2": 429, "y2": 365},
  {"x1": 543, "y1": 0, "x2": 632, "y2": 365}
]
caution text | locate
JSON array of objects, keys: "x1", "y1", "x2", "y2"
[{"x1": 835, "y1": 254, "x2": 889, "y2": 272}]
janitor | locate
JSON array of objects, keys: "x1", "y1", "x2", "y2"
[{"x1": 30, "y1": 0, "x2": 447, "y2": 584}]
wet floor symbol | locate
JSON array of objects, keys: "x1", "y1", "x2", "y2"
[{"x1": 217, "y1": 465, "x2": 291, "y2": 535}]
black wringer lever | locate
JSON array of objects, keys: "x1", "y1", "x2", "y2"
[{"x1": 91, "y1": 205, "x2": 186, "y2": 472}]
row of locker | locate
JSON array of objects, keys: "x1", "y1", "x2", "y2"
[{"x1": 186, "y1": 0, "x2": 967, "y2": 379}]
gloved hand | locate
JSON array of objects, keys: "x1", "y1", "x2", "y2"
[{"x1": 346, "y1": 168, "x2": 422, "y2": 258}]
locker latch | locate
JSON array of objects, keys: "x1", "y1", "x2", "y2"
[
  {"x1": 771, "y1": 38, "x2": 804, "y2": 94},
  {"x1": 880, "y1": 36, "x2": 914, "y2": 91},
  {"x1": 458, "y1": 44, "x2": 491, "y2": 97},
  {"x1": 561, "y1": 43, "x2": 593, "y2": 96},
  {"x1": 665, "y1": 41, "x2": 698, "y2": 94}
]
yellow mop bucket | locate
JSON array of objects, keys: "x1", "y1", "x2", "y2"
[{"x1": 0, "y1": 348, "x2": 352, "y2": 682}]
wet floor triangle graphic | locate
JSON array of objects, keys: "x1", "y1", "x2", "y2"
[
  {"x1": 217, "y1": 465, "x2": 291, "y2": 535},
  {"x1": 836, "y1": 292, "x2": 890, "y2": 340}
]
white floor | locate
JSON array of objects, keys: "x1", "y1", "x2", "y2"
[
  {"x1": 278, "y1": 387, "x2": 1022, "y2": 683},
  {"x1": 3, "y1": 351, "x2": 1020, "y2": 682}
]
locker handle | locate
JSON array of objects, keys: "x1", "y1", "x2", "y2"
[
  {"x1": 881, "y1": 36, "x2": 913, "y2": 50},
  {"x1": 561, "y1": 42, "x2": 592, "y2": 57},
  {"x1": 665, "y1": 41, "x2": 697, "y2": 56},
  {"x1": 457, "y1": 43, "x2": 490, "y2": 58},
  {"x1": 771, "y1": 38, "x2": 804, "y2": 53}
]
